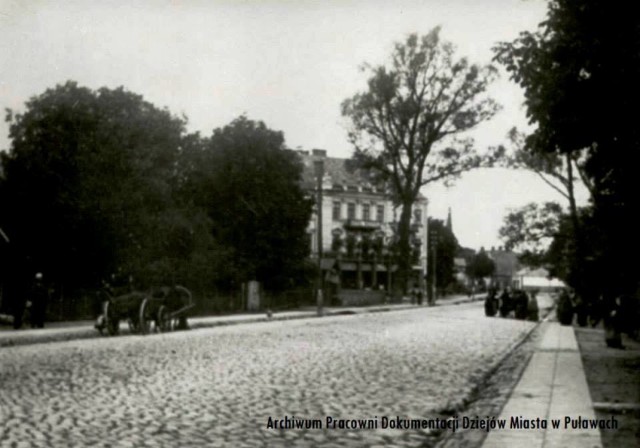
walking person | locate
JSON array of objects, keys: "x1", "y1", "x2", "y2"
[{"x1": 30, "y1": 272, "x2": 48, "y2": 328}]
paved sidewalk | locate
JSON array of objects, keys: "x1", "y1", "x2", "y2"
[
  {"x1": 575, "y1": 326, "x2": 640, "y2": 447},
  {"x1": 482, "y1": 322, "x2": 604, "y2": 448},
  {"x1": 0, "y1": 293, "x2": 482, "y2": 347}
]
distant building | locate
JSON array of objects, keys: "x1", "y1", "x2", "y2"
[
  {"x1": 453, "y1": 256, "x2": 468, "y2": 286},
  {"x1": 514, "y1": 267, "x2": 565, "y2": 292},
  {"x1": 488, "y1": 247, "x2": 520, "y2": 289},
  {"x1": 297, "y1": 149, "x2": 429, "y2": 292}
]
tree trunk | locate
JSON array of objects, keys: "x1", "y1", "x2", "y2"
[
  {"x1": 396, "y1": 197, "x2": 414, "y2": 295},
  {"x1": 566, "y1": 152, "x2": 587, "y2": 298}
]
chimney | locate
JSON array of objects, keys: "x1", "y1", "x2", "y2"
[{"x1": 312, "y1": 149, "x2": 327, "y2": 157}]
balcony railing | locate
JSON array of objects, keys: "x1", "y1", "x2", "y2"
[{"x1": 343, "y1": 219, "x2": 382, "y2": 230}]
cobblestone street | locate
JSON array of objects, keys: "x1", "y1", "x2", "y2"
[{"x1": 0, "y1": 302, "x2": 537, "y2": 447}]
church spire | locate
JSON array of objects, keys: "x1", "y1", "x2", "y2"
[{"x1": 446, "y1": 207, "x2": 452, "y2": 231}]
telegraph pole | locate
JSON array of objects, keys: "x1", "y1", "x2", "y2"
[{"x1": 428, "y1": 228, "x2": 438, "y2": 306}]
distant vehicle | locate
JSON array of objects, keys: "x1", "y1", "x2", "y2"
[{"x1": 497, "y1": 288, "x2": 529, "y2": 320}]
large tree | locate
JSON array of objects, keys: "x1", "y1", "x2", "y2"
[
  {"x1": 0, "y1": 81, "x2": 190, "y2": 300},
  {"x1": 194, "y1": 116, "x2": 314, "y2": 293},
  {"x1": 465, "y1": 247, "x2": 496, "y2": 284},
  {"x1": 494, "y1": 0, "x2": 640, "y2": 295},
  {"x1": 342, "y1": 28, "x2": 502, "y2": 291},
  {"x1": 498, "y1": 201, "x2": 564, "y2": 266},
  {"x1": 504, "y1": 127, "x2": 594, "y2": 217}
]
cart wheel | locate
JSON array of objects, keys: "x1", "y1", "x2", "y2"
[
  {"x1": 104, "y1": 301, "x2": 119, "y2": 336},
  {"x1": 139, "y1": 298, "x2": 152, "y2": 335},
  {"x1": 157, "y1": 306, "x2": 170, "y2": 332}
]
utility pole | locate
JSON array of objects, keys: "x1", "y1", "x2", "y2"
[
  {"x1": 314, "y1": 159, "x2": 324, "y2": 316},
  {"x1": 428, "y1": 228, "x2": 438, "y2": 306}
]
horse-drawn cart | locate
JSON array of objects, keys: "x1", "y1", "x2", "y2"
[
  {"x1": 139, "y1": 285, "x2": 193, "y2": 334},
  {"x1": 96, "y1": 286, "x2": 193, "y2": 336}
]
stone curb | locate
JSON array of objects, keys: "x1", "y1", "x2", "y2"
[
  {"x1": 0, "y1": 296, "x2": 484, "y2": 349},
  {"x1": 435, "y1": 306, "x2": 554, "y2": 417}
]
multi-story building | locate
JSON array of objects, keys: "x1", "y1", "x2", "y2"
[{"x1": 297, "y1": 149, "x2": 428, "y2": 294}]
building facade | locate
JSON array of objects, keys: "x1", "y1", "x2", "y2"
[{"x1": 298, "y1": 149, "x2": 428, "y2": 294}]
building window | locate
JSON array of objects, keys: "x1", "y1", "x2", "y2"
[
  {"x1": 414, "y1": 208, "x2": 422, "y2": 223},
  {"x1": 362, "y1": 203, "x2": 370, "y2": 221},
  {"x1": 377, "y1": 205, "x2": 384, "y2": 222},
  {"x1": 333, "y1": 202, "x2": 341, "y2": 221},
  {"x1": 347, "y1": 203, "x2": 356, "y2": 220}
]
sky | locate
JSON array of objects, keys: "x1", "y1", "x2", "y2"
[{"x1": 0, "y1": 0, "x2": 589, "y2": 251}]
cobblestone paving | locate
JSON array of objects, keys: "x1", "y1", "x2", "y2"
[{"x1": 0, "y1": 302, "x2": 535, "y2": 447}]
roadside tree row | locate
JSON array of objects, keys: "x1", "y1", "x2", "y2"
[{"x1": 0, "y1": 82, "x2": 313, "y2": 318}]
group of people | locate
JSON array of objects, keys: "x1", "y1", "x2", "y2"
[
  {"x1": 484, "y1": 286, "x2": 539, "y2": 321},
  {"x1": 557, "y1": 287, "x2": 639, "y2": 349}
]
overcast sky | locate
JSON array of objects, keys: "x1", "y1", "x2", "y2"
[{"x1": 0, "y1": 0, "x2": 589, "y2": 250}]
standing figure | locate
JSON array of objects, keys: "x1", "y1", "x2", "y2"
[
  {"x1": 499, "y1": 287, "x2": 512, "y2": 317},
  {"x1": 30, "y1": 272, "x2": 48, "y2": 328},
  {"x1": 484, "y1": 287, "x2": 499, "y2": 317},
  {"x1": 556, "y1": 287, "x2": 575, "y2": 326},
  {"x1": 604, "y1": 295, "x2": 624, "y2": 349},
  {"x1": 527, "y1": 290, "x2": 540, "y2": 322}
]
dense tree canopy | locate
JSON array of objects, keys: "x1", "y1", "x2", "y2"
[
  {"x1": 0, "y1": 81, "x2": 187, "y2": 292},
  {"x1": 498, "y1": 201, "x2": 563, "y2": 265},
  {"x1": 494, "y1": 0, "x2": 640, "y2": 295},
  {"x1": 196, "y1": 116, "x2": 314, "y2": 292},
  {"x1": 465, "y1": 247, "x2": 495, "y2": 282},
  {"x1": 0, "y1": 83, "x2": 314, "y2": 318},
  {"x1": 342, "y1": 28, "x2": 502, "y2": 291}
]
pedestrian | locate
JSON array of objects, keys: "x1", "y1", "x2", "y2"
[
  {"x1": 484, "y1": 287, "x2": 498, "y2": 317},
  {"x1": 556, "y1": 287, "x2": 575, "y2": 325},
  {"x1": 30, "y1": 272, "x2": 48, "y2": 328},
  {"x1": 499, "y1": 286, "x2": 512, "y2": 317},
  {"x1": 411, "y1": 283, "x2": 418, "y2": 305},
  {"x1": 574, "y1": 293, "x2": 588, "y2": 327},
  {"x1": 527, "y1": 290, "x2": 539, "y2": 322},
  {"x1": 604, "y1": 295, "x2": 624, "y2": 349}
]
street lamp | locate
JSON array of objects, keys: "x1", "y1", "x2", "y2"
[
  {"x1": 373, "y1": 229, "x2": 385, "y2": 291},
  {"x1": 355, "y1": 236, "x2": 363, "y2": 290},
  {"x1": 368, "y1": 246, "x2": 377, "y2": 289},
  {"x1": 314, "y1": 159, "x2": 324, "y2": 316}
]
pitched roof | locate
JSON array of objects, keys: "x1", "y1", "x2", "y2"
[
  {"x1": 294, "y1": 150, "x2": 427, "y2": 201},
  {"x1": 516, "y1": 267, "x2": 550, "y2": 278},
  {"x1": 489, "y1": 250, "x2": 519, "y2": 277},
  {"x1": 296, "y1": 151, "x2": 380, "y2": 190}
]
